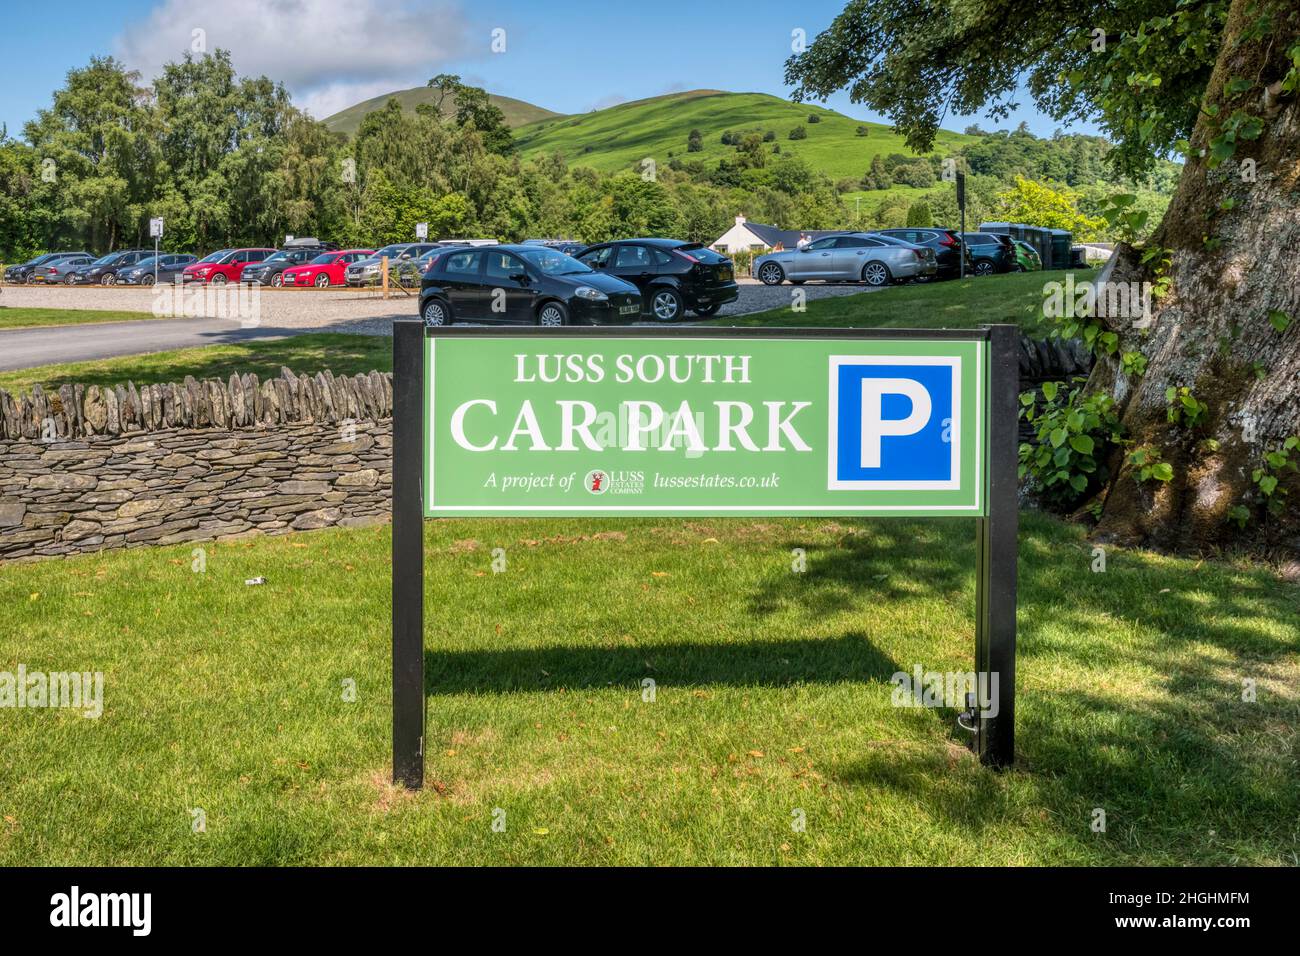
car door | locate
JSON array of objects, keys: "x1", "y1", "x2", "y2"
[
  {"x1": 831, "y1": 236, "x2": 875, "y2": 278},
  {"x1": 482, "y1": 249, "x2": 535, "y2": 323},
  {"x1": 605, "y1": 243, "x2": 655, "y2": 294},
  {"x1": 793, "y1": 236, "x2": 837, "y2": 279},
  {"x1": 439, "y1": 248, "x2": 485, "y2": 320}
]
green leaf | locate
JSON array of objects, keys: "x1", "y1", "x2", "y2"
[
  {"x1": 1268, "y1": 310, "x2": 1292, "y2": 333},
  {"x1": 1069, "y1": 474, "x2": 1088, "y2": 493},
  {"x1": 1050, "y1": 428, "x2": 1068, "y2": 448},
  {"x1": 1258, "y1": 474, "x2": 1278, "y2": 495},
  {"x1": 1042, "y1": 381, "x2": 1059, "y2": 402},
  {"x1": 1152, "y1": 462, "x2": 1174, "y2": 482},
  {"x1": 1069, "y1": 434, "x2": 1095, "y2": 455}
]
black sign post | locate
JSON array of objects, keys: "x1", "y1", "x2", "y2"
[{"x1": 390, "y1": 321, "x2": 1018, "y2": 788}]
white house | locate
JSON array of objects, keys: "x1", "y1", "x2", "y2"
[{"x1": 710, "y1": 215, "x2": 839, "y2": 254}]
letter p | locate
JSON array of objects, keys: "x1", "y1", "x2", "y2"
[{"x1": 859, "y1": 378, "x2": 931, "y2": 468}]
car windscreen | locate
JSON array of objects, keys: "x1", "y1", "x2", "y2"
[
  {"x1": 197, "y1": 250, "x2": 231, "y2": 264},
  {"x1": 134, "y1": 256, "x2": 159, "y2": 268},
  {"x1": 516, "y1": 247, "x2": 590, "y2": 275},
  {"x1": 91, "y1": 254, "x2": 121, "y2": 266},
  {"x1": 262, "y1": 252, "x2": 291, "y2": 264},
  {"x1": 310, "y1": 254, "x2": 335, "y2": 264},
  {"x1": 374, "y1": 245, "x2": 408, "y2": 258}
]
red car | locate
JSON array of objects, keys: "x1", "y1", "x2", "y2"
[
  {"x1": 281, "y1": 250, "x2": 375, "y2": 288},
  {"x1": 182, "y1": 248, "x2": 277, "y2": 285}
]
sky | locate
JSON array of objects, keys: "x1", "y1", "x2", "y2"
[{"x1": 0, "y1": 0, "x2": 1099, "y2": 140}]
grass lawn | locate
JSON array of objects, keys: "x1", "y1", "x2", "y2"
[
  {"x1": 0, "y1": 306, "x2": 158, "y2": 331},
  {"x1": 1, "y1": 512, "x2": 1295, "y2": 865},
  {"x1": 0, "y1": 332, "x2": 392, "y2": 396},
  {"x1": 726, "y1": 269, "x2": 1076, "y2": 334}
]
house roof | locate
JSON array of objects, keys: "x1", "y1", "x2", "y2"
[{"x1": 739, "y1": 221, "x2": 841, "y2": 249}]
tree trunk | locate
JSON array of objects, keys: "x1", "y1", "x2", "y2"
[{"x1": 1089, "y1": 0, "x2": 1300, "y2": 555}]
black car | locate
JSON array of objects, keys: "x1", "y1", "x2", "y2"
[
  {"x1": 875, "y1": 228, "x2": 974, "y2": 280},
  {"x1": 243, "y1": 247, "x2": 326, "y2": 286},
  {"x1": 68, "y1": 249, "x2": 153, "y2": 285},
  {"x1": 118, "y1": 253, "x2": 199, "y2": 285},
  {"x1": 574, "y1": 238, "x2": 739, "y2": 320},
  {"x1": 3, "y1": 252, "x2": 88, "y2": 284},
  {"x1": 960, "y1": 232, "x2": 1017, "y2": 275},
  {"x1": 418, "y1": 244, "x2": 641, "y2": 327}
]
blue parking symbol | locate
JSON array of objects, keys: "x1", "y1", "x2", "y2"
[{"x1": 832, "y1": 361, "x2": 956, "y2": 486}]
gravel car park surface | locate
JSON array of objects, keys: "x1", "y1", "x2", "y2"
[{"x1": 0, "y1": 280, "x2": 881, "y2": 368}]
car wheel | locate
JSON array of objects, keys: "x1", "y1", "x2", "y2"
[
  {"x1": 64, "y1": 273, "x2": 77, "y2": 285},
  {"x1": 211, "y1": 274, "x2": 227, "y2": 285},
  {"x1": 974, "y1": 260, "x2": 995, "y2": 276},
  {"x1": 139, "y1": 273, "x2": 155, "y2": 286},
  {"x1": 1014, "y1": 264, "x2": 1025, "y2": 272},
  {"x1": 537, "y1": 301, "x2": 568, "y2": 327},
  {"x1": 757, "y1": 262, "x2": 785, "y2": 286},
  {"x1": 422, "y1": 298, "x2": 452, "y2": 327},
  {"x1": 650, "y1": 288, "x2": 683, "y2": 322},
  {"x1": 314, "y1": 274, "x2": 330, "y2": 288},
  {"x1": 694, "y1": 303, "x2": 721, "y2": 317},
  {"x1": 861, "y1": 261, "x2": 891, "y2": 287},
  {"x1": 271, "y1": 273, "x2": 284, "y2": 288},
  {"x1": 101, "y1": 273, "x2": 114, "y2": 286}
]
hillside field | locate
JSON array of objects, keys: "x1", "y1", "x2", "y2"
[{"x1": 514, "y1": 90, "x2": 978, "y2": 181}]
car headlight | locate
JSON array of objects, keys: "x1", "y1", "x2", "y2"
[
  {"x1": 573, "y1": 286, "x2": 608, "y2": 302},
  {"x1": 363, "y1": 265, "x2": 379, "y2": 273}
]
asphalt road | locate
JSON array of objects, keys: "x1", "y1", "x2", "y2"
[
  {"x1": 0, "y1": 281, "x2": 878, "y2": 370},
  {"x1": 0, "y1": 318, "x2": 307, "y2": 371}
]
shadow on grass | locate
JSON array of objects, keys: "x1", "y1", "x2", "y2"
[{"x1": 425, "y1": 631, "x2": 903, "y2": 696}]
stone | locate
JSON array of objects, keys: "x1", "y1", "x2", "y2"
[
  {"x1": 30, "y1": 473, "x2": 98, "y2": 492},
  {"x1": 335, "y1": 469, "x2": 379, "y2": 488},
  {"x1": 62, "y1": 519, "x2": 102, "y2": 541},
  {"x1": 160, "y1": 453, "x2": 195, "y2": 468},
  {"x1": 278, "y1": 480, "x2": 330, "y2": 495},
  {"x1": 0, "y1": 503, "x2": 26, "y2": 527},
  {"x1": 290, "y1": 507, "x2": 342, "y2": 530}
]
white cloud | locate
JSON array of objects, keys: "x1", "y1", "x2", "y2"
[{"x1": 114, "y1": 0, "x2": 469, "y2": 118}]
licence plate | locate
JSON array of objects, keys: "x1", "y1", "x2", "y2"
[{"x1": 619, "y1": 304, "x2": 639, "y2": 315}]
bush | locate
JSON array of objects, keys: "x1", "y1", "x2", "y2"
[
  {"x1": 762, "y1": 130, "x2": 776, "y2": 142},
  {"x1": 808, "y1": 114, "x2": 821, "y2": 124},
  {"x1": 856, "y1": 125, "x2": 870, "y2": 137},
  {"x1": 1018, "y1": 379, "x2": 1123, "y2": 508},
  {"x1": 687, "y1": 129, "x2": 703, "y2": 153},
  {"x1": 788, "y1": 126, "x2": 807, "y2": 141}
]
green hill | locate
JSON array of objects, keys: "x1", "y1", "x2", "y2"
[
  {"x1": 514, "y1": 90, "x2": 978, "y2": 181},
  {"x1": 322, "y1": 88, "x2": 564, "y2": 136}
]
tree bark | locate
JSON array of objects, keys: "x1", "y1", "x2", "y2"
[{"x1": 1089, "y1": 0, "x2": 1300, "y2": 555}]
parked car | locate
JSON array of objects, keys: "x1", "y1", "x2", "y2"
[
  {"x1": 1011, "y1": 240, "x2": 1041, "y2": 272},
  {"x1": 243, "y1": 242, "x2": 334, "y2": 286},
  {"x1": 181, "y1": 248, "x2": 276, "y2": 285},
  {"x1": 525, "y1": 239, "x2": 587, "y2": 256},
  {"x1": 418, "y1": 244, "x2": 641, "y2": 327},
  {"x1": 753, "y1": 233, "x2": 936, "y2": 287},
  {"x1": 3, "y1": 252, "x2": 90, "y2": 284},
  {"x1": 67, "y1": 249, "x2": 153, "y2": 285},
  {"x1": 32, "y1": 254, "x2": 95, "y2": 283},
  {"x1": 345, "y1": 243, "x2": 443, "y2": 287},
  {"x1": 282, "y1": 249, "x2": 375, "y2": 288},
  {"x1": 875, "y1": 228, "x2": 973, "y2": 280},
  {"x1": 118, "y1": 253, "x2": 199, "y2": 285},
  {"x1": 574, "y1": 238, "x2": 738, "y2": 320},
  {"x1": 960, "y1": 232, "x2": 1017, "y2": 275}
]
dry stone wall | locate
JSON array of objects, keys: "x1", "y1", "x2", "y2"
[{"x1": 0, "y1": 368, "x2": 394, "y2": 561}]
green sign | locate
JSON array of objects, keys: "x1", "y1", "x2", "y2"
[{"x1": 423, "y1": 333, "x2": 988, "y2": 517}]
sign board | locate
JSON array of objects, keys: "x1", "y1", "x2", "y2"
[
  {"x1": 422, "y1": 334, "x2": 987, "y2": 517},
  {"x1": 391, "y1": 324, "x2": 1018, "y2": 790},
  {"x1": 149, "y1": 217, "x2": 164, "y2": 239},
  {"x1": 415, "y1": 222, "x2": 428, "y2": 240}
]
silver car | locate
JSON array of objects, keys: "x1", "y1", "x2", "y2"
[{"x1": 753, "y1": 233, "x2": 936, "y2": 287}]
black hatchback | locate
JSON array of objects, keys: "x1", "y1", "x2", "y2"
[
  {"x1": 574, "y1": 238, "x2": 739, "y2": 320},
  {"x1": 418, "y1": 244, "x2": 641, "y2": 327}
]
